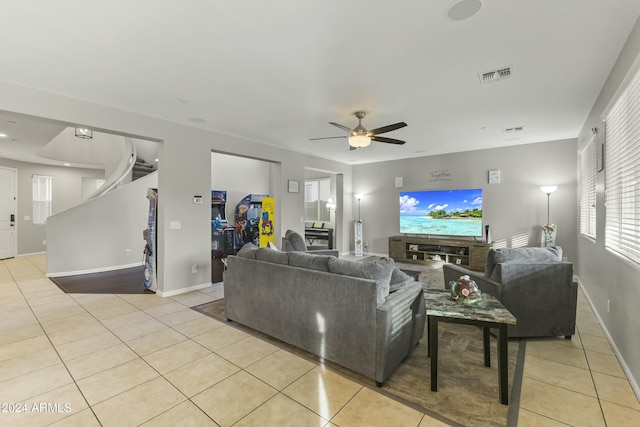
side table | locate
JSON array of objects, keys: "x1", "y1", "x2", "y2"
[{"x1": 424, "y1": 289, "x2": 517, "y2": 405}]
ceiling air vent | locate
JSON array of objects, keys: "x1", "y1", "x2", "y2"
[
  {"x1": 503, "y1": 126, "x2": 524, "y2": 133},
  {"x1": 479, "y1": 66, "x2": 512, "y2": 84}
]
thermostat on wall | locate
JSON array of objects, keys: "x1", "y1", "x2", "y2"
[{"x1": 193, "y1": 195, "x2": 203, "y2": 204}]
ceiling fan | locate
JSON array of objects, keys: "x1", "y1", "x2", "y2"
[{"x1": 310, "y1": 111, "x2": 407, "y2": 149}]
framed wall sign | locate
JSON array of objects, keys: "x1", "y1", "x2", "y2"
[
  {"x1": 288, "y1": 180, "x2": 300, "y2": 193},
  {"x1": 488, "y1": 169, "x2": 501, "y2": 184}
]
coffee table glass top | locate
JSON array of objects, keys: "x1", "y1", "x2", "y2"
[{"x1": 424, "y1": 289, "x2": 516, "y2": 325}]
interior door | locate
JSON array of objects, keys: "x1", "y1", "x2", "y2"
[{"x1": 0, "y1": 167, "x2": 17, "y2": 259}]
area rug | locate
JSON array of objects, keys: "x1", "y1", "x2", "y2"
[
  {"x1": 192, "y1": 292, "x2": 523, "y2": 427},
  {"x1": 50, "y1": 265, "x2": 150, "y2": 294}
]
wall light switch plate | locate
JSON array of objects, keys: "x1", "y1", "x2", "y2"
[{"x1": 193, "y1": 196, "x2": 203, "y2": 204}]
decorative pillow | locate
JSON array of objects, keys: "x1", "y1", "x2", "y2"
[
  {"x1": 289, "y1": 252, "x2": 333, "y2": 272},
  {"x1": 485, "y1": 246, "x2": 563, "y2": 277},
  {"x1": 284, "y1": 229, "x2": 307, "y2": 251},
  {"x1": 328, "y1": 257, "x2": 395, "y2": 306},
  {"x1": 255, "y1": 247, "x2": 290, "y2": 265},
  {"x1": 236, "y1": 243, "x2": 259, "y2": 259},
  {"x1": 389, "y1": 267, "x2": 415, "y2": 293}
]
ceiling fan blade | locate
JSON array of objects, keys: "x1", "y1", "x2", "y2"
[
  {"x1": 368, "y1": 122, "x2": 407, "y2": 135},
  {"x1": 329, "y1": 122, "x2": 354, "y2": 133},
  {"x1": 371, "y1": 135, "x2": 406, "y2": 145},
  {"x1": 308, "y1": 136, "x2": 347, "y2": 141}
]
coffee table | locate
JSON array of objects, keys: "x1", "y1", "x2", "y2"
[{"x1": 424, "y1": 289, "x2": 517, "y2": 405}]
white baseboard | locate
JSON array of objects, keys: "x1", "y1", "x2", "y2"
[
  {"x1": 576, "y1": 277, "x2": 640, "y2": 401},
  {"x1": 17, "y1": 251, "x2": 46, "y2": 257},
  {"x1": 46, "y1": 262, "x2": 143, "y2": 278},
  {"x1": 157, "y1": 282, "x2": 212, "y2": 298}
]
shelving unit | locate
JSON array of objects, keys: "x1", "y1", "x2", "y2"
[{"x1": 389, "y1": 236, "x2": 491, "y2": 271}]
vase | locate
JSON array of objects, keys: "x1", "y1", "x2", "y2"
[{"x1": 541, "y1": 224, "x2": 556, "y2": 247}]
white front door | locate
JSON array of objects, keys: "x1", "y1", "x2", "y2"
[{"x1": 0, "y1": 167, "x2": 17, "y2": 259}]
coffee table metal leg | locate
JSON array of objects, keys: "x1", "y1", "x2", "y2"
[
  {"x1": 429, "y1": 316, "x2": 438, "y2": 392},
  {"x1": 483, "y1": 327, "x2": 490, "y2": 367},
  {"x1": 498, "y1": 324, "x2": 509, "y2": 405}
]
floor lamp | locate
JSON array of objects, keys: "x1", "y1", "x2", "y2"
[{"x1": 354, "y1": 194, "x2": 364, "y2": 256}]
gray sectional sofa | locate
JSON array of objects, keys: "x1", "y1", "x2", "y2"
[{"x1": 224, "y1": 243, "x2": 426, "y2": 385}]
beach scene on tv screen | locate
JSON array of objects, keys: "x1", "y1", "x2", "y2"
[{"x1": 400, "y1": 189, "x2": 483, "y2": 236}]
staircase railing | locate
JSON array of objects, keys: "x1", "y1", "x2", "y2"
[{"x1": 86, "y1": 137, "x2": 137, "y2": 200}]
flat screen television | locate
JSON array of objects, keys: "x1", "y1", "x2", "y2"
[{"x1": 399, "y1": 188, "x2": 483, "y2": 237}]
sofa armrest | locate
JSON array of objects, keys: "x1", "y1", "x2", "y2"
[
  {"x1": 375, "y1": 282, "x2": 425, "y2": 382},
  {"x1": 442, "y1": 263, "x2": 502, "y2": 299}
]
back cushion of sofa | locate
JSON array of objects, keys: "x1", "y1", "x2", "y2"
[
  {"x1": 328, "y1": 257, "x2": 395, "y2": 306},
  {"x1": 255, "y1": 247, "x2": 290, "y2": 265},
  {"x1": 288, "y1": 252, "x2": 333, "y2": 272},
  {"x1": 236, "y1": 243, "x2": 259, "y2": 259},
  {"x1": 485, "y1": 246, "x2": 563, "y2": 277}
]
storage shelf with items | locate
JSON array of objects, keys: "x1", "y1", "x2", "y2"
[{"x1": 389, "y1": 236, "x2": 491, "y2": 271}]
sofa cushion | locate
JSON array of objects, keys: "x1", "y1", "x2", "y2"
[
  {"x1": 285, "y1": 229, "x2": 307, "y2": 251},
  {"x1": 328, "y1": 257, "x2": 395, "y2": 306},
  {"x1": 255, "y1": 247, "x2": 290, "y2": 265},
  {"x1": 389, "y1": 267, "x2": 415, "y2": 293},
  {"x1": 236, "y1": 243, "x2": 259, "y2": 259},
  {"x1": 485, "y1": 246, "x2": 563, "y2": 277},
  {"x1": 288, "y1": 252, "x2": 334, "y2": 272}
]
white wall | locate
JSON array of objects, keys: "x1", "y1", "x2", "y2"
[
  {"x1": 0, "y1": 82, "x2": 354, "y2": 297},
  {"x1": 576, "y1": 17, "x2": 640, "y2": 397},
  {"x1": 0, "y1": 157, "x2": 104, "y2": 255},
  {"x1": 46, "y1": 171, "x2": 157, "y2": 275},
  {"x1": 352, "y1": 139, "x2": 578, "y2": 263}
]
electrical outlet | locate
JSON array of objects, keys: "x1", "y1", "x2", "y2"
[
  {"x1": 364, "y1": 241, "x2": 369, "y2": 248},
  {"x1": 191, "y1": 263, "x2": 198, "y2": 273},
  {"x1": 125, "y1": 249, "x2": 131, "y2": 256},
  {"x1": 42, "y1": 240, "x2": 47, "y2": 245}
]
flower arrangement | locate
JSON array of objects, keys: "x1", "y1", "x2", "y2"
[{"x1": 449, "y1": 275, "x2": 482, "y2": 305}]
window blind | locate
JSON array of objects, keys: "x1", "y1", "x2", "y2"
[
  {"x1": 578, "y1": 135, "x2": 596, "y2": 239},
  {"x1": 604, "y1": 67, "x2": 640, "y2": 264}
]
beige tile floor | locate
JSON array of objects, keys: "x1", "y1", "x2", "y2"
[{"x1": 0, "y1": 254, "x2": 638, "y2": 427}]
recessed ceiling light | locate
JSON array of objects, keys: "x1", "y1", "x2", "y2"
[
  {"x1": 0, "y1": 133, "x2": 7, "y2": 138},
  {"x1": 447, "y1": 0, "x2": 482, "y2": 21},
  {"x1": 64, "y1": 163, "x2": 71, "y2": 167}
]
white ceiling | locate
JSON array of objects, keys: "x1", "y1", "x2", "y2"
[{"x1": 1, "y1": 0, "x2": 640, "y2": 166}]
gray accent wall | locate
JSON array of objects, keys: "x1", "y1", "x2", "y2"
[
  {"x1": 352, "y1": 139, "x2": 578, "y2": 264},
  {"x1": 0, "y1": 157, "x2": 104, "y2": 255},
  {"x1": 576, "y1": 17, "x2": 640, "y2": 396}
]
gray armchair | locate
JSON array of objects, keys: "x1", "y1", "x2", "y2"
[
  {"x1": 443, "y1": 246, "x2": 576, "y2": 339},
  {"x1": 281, "y1": 229, "x2": 339, "y2": 257}
]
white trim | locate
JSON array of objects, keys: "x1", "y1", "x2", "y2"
[
  {"x1": 17, "y1": 251, "x2": 46, "y2": 257},
  {"x1": 576, "y1": 277, "x2": 640, "y2": 402},
  {"x1": 156, "y1": 282, "x2": 212, "y2": 298},
  {"x1": 45, "y1": 262, "x2": 143, "y2": 278}
]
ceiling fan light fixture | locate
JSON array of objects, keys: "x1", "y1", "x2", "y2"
[{"x1": 349, "y1": 134, "x2": 371, "y2": 148}]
